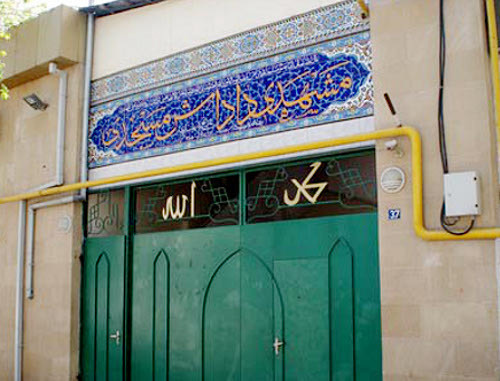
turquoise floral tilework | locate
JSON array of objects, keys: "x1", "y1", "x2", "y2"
[{"x1": 90, "y1": 0, "x2": 369, "y2": 105}]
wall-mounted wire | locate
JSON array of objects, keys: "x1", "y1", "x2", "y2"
[
  {"x1": 440, "y1": 204, "x2": 475, "y2": 235},
  {"x1": 384, "y1": 93, "x2": 402, "y2": 127},
  {"x1": 438, "y1": 0, "x2": 449, "y2": 175},
  {"x1": 438, "y1": 0, "x2": 476, "y2": 235}
]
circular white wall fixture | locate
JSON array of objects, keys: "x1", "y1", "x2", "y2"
[
  {"x1": 380, "y1": 167, "x2": 406, "y2": 194},
  {"x1": 57, "y1": 215, "x2": 73, "y2": 233}
]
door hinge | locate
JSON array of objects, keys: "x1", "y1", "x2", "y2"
[{"x1": 79, "y1": 237, "x2": 86, "y2": 263}]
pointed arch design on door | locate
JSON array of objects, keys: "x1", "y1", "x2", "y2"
[
  {"x1": 152, "y1": 249, "x2": 170, "y2": 380},
  {"x1": 94, "y1": 252, "x2": 111, "y2": 378},
  {"x1": 201, "y1": 248, "x2": 285, "y2": 381},
  {"x1": 82, "y1": 236, "x2": 125, "y2": 381},
  {"x1": 328, "y1": 237, "x2": 355, "y2": 380}
]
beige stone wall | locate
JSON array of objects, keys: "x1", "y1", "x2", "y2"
[
  {"x1": 0, "y1": 202, "x2": 82, "y2": 381},
  {"x1": 21, "y1": 203, "x2": 82, "y2": 381},
  {"x1": 0, "y1": 62, "x2": 84, "y2": 380},
  {"x1": 372, "y1": 0, "x2": 500, "y2": 379},
  {"x1": 0, "y1": 64, "x2": 84, "y2": 194},
  {"x1": 0, "y1": 202, "x2": 21, "y2": 379}
]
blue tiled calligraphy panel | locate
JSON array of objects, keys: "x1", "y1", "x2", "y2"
[{"x1": 89, "y1": 32, "x2": 372, "y2": 168}]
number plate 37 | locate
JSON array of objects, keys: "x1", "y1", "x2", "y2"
[{"x1": 388, "y1": 208, "x2": 401, "y2": 220}]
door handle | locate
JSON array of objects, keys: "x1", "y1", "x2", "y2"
[
  {"x1": 273, "y1": 337, "x2": 284, "y2": 355},
  {"x1": 109, "y1": 330, "x2": 120, "y2": 345}
]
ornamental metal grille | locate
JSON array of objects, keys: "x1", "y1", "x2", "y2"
[
  {"x1": 135, "y1": 174, "x2": 240, "y2": 233},
  {"x1": 86, "y1": 151, "x2": 376, "y2": 235},
  {"x1": 87, "y1": 189, "x2": 125, "y2": 237},
  {"x1": 245, "y1": 151, "x2": 376, "y2": 223}
]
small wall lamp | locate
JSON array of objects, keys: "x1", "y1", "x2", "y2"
[{"x1": 23, "y1": 94, "x2": 48, "y2": 111}]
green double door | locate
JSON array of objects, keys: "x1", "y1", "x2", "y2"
[
  {"x1": 81, "y1": 152, "x2": 382, "y2": 380},
  {"x1": 82, "y1": 214, "x2": 381, "y2": 380}
]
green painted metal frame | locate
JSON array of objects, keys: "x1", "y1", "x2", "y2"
[{"x1": 124, "y1": 187, "x2": 134, "y2": 378}]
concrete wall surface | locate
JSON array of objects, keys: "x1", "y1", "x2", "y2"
[{"x1": 372, "y1": 0, "x2": 500, "y2": 379}]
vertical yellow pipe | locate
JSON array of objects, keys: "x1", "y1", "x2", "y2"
[
  {"x1": 410, "y1": 128, "x2": 425, "y2": 236},
  {"x1": 486, "y1": 0, "x2": 500, "y2": 153}
]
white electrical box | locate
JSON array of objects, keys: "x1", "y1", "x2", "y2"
[{"x1": 443, "y1": 172, "x2": 480, "y2": 217}]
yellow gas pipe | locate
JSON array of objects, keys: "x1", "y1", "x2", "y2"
[
  {"x1": 1, "y1": 126, "x2": 500, "y2": 241},
  {"x1": 486, "y1": 0, "x2": 500, "y2": 154}
]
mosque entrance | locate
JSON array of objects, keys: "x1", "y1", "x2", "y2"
[{"x1": 80, "y1": 150, "x2": 382, "y2": 381}]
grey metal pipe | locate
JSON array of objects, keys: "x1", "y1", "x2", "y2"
[
  {"x1": 50, "y1": 63, "x2": 68, "y2": 186},
  {"x1": 14, "y1": 201, "x2": 26, "y2": 381},
  {"x1": 25, "y1": 206, "x2": 34, "y2": 299},
  {"x1": 25, "y1": 195, "x2": 83, "y2": 299},
  {"x1": 80, "y1": 13, "x2": 95, "y2": 198}
]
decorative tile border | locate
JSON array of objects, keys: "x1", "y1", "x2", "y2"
[
  {"x1": 90, "y1": 0, "x2": 368, "y2": 105},
  {"x1": 88, "y1": 32, "x2": 373, "y2": 168}
]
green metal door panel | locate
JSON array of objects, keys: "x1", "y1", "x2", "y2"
[
  {"x1": 241, "y1": 212, "x2": 381, "y2": 380},
  {"x1": 81, "y1": 236, "x2": 125, "y2": 381},
  {"x1": 202, "y1": 253, "x2": 241, "y2": 381},
  {"x1": 345, "y1": 213, "x2": 382, "y2": 381},
  {"x1": 330, "y1": 239, "x2": 354, "y2": 381},
  {"x1": 203, "y1": 249, "x2": 283, "y2": 381},
  {"x1": 273, "y1": 287, "x2": 285, "y2": 381},
  {"x1": 240, "y1": 252, "x2": 277, "y2": 381},
  {"x1": 274, "y1": 258, "x2": 330, "y2": 381},
  {"x1": 241, "y1": 217, "x2": 344, "y2": 262},
  {"x1": 129, "y1": 248, "x2": 170, "y2": 380},
  {"x1": 130, "y1": 227, "x2": 240, "y2": 381},
  {"x1": 153, "y1": 252, "x2": 170, "y2": 381},
  {"x1": 95, "y1": 255, "x2": 110, "y2": 379}
]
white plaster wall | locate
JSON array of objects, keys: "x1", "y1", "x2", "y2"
[{"x1": 92, "y1": 0, "x2": 344, "y2": 80}]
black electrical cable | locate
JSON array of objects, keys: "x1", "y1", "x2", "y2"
[
  {"x1": 440, "y1": 203, "x2": 475, "y2": 235},
  {"x1": 438, "y1": 0, "x2": 449, "y2": 175},
  {"x1": 438, "y1": 0, "x2": 475, "y2": 234}
]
